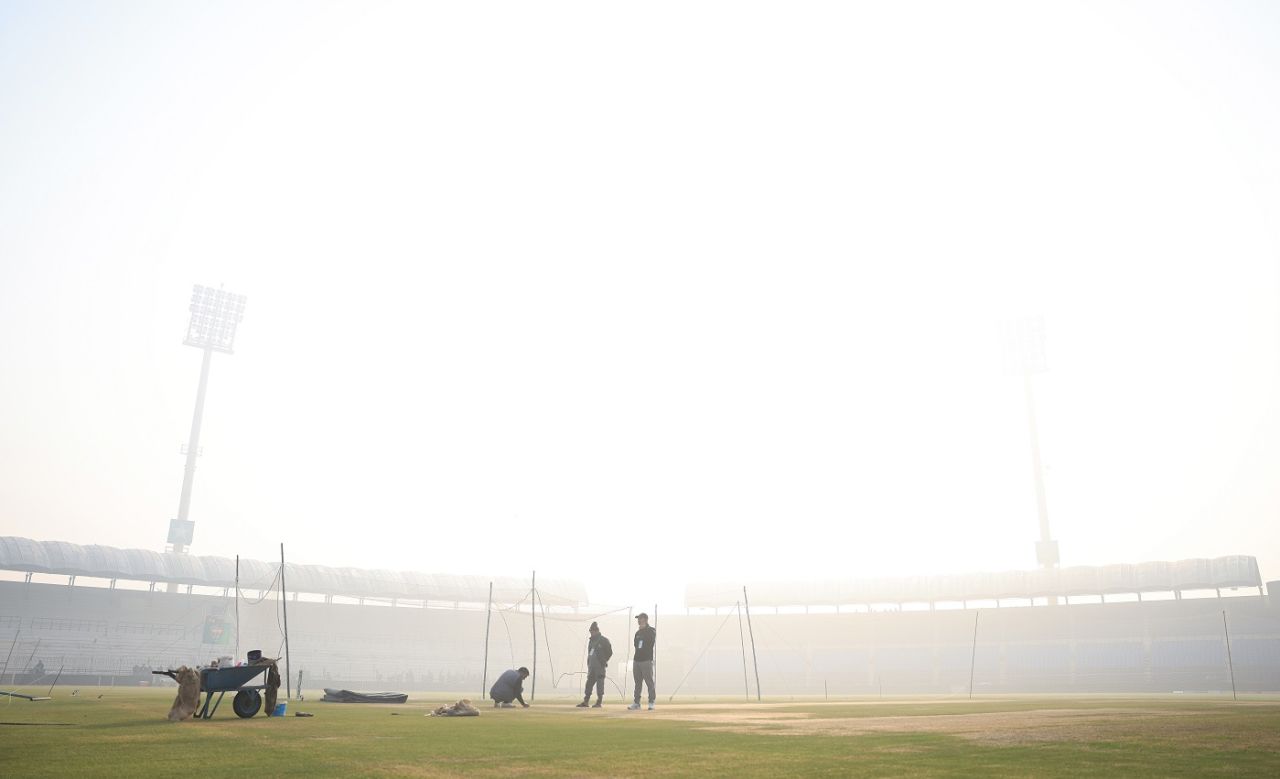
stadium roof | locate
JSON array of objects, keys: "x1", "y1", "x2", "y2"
[
  {"x1": 0, "y1": 537, "x2": 586, "y2": 607},
  {"x1": 687, "y1": 556, "x2": 1263, "y2": 608}
]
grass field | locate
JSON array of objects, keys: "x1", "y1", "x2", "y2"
[{"x1": 2, "y1": 689, "x2": 1279, "y2": 777}]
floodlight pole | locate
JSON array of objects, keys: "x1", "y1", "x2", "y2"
[
  {"x1": 1004, "y1": 317, "x2": 1058, "y2": 596},
  {"x1": 1024, "y1": 372, "x2": 1061, "y2": 605},
  {"x1": 173, "y1": 346, "x2": 214, "y2": 556},
  {"x1": 169, "y1": 284, "x2": 246, "y2": 561},
  {"x1": 1025, "y1": 373, "x2": 1053, "y2": 556}
]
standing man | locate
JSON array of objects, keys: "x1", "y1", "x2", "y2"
[
  {"x1": 576, "y1": 621, "x2": 612, "y2": 708},
  {"x1": 628, "y1": 612, "x2": 656, "y2": 710},
  {"x1": 489, "y1": 666, "x2": 530, "y2": 708}
]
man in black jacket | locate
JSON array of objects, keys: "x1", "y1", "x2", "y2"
[
  {"x1": 490, "y1": 667, "x2": 530, "y2": 708},
  {"x1": 577, "y1": 622, "x2": 612, "y2": 707},
  {"x1": 628, "y1": 613, "x2": 656, "y2": 710}
]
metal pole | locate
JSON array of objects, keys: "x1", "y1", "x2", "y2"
[
  {"x1": 1, "y1": 630, "x2": 18, "y2": 686},
  {"x1": 736, "y1": 601, "x2": 750, "y2": 700},
  {"x1": 46, "y1": 663, "x2": 64, "y2": 696},
  {"x1": 20, "y1": 638, "x2": 41, "y2": 679},
  {"x1": 653, "y1": 603, "x2": 659, "y2": 696},
  {"x1": 174, "y1": 346, "x2": 213, "y2": 556},
  {"x1": 743, "y1": 588, "x2": 761, "y2": 701},
  {"x1": 1223, "y1": 610, "x2": 1238, "y2": 701},
  {"x1": 530, "y1": 571, "x2": 536, "y2": 702},
  {"x1": 622, "y1": 606, "x2": 633, "y2": 702},
  {"x1": 234, "y1": 555, "x2": 240, "y2": 661},
  {"x1": 482, "y1": 582, "x2": 493, "y2": 699},
  {"x1": 281, "y1": 543, "x2": 292, "y2": 701},
  {"x1": 968, "y1": 609, "x2": 980, "y2": 699}
]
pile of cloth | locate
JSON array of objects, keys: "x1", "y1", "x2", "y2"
[
  {"x1": 428, "y1": 699, "x2": 480, "y2": 717},
  {"x1": 166, "y1": 666, "x2": 201, "y2": 721},
  {"x1": 252, "y1": 657, "x2": 282, "y2": 715}
]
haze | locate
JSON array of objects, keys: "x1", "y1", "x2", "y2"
[{"x1": 2, "y1": 0, "x2": 1279, "y2": 608}]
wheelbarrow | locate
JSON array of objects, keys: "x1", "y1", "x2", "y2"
[{"x1": 153, "y1": 665, "x2": 271, "y2": 719}]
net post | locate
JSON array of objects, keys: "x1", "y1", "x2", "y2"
[
  {"x1": 968, "y1": 609, "x2": 980, "y2": 699},
  {"x1": 281, "y1": 543, "x2": 292, "y2": 702},
  {"x1": 530, "y1": 571, "x2": 537, "y2": 702},
  {"x1": 742, "y1": 589, "x2": 761, "y2": 701},
  {"x1": 622, "y1": 606, "x2": 633, "y2": 702},
  {"x1": 482, "y1": 581, "x2": 493, "y2": 699},
  {"x1": 1223, "y1": 610, "x2": 1238, "y2": 701}
]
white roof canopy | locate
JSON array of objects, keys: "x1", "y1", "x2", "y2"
[
  {"x1": 686, "y1": 556, "x2": 1263, "y2": 608},
  {"x1": 0, "y1": 537, "x2": 585, "y2": 606}
]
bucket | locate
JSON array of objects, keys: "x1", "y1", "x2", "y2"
[{"x1": 272, "y1": 703, "x2": 287, "y2": 717}]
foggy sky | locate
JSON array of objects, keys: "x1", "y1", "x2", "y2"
[{"x1": 2, "y1": 1, "x2": 1279, "y2": 608}]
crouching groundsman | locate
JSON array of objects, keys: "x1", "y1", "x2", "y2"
[
  {"x1": 490, "y1": 666, "x2": 530, "y2": 708},
  {"x1": 577, "y1": 621, "x2": 613, "y2": 708}
]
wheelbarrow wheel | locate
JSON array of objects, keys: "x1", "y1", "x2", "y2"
[{"x1": 232, "y1": 689, "x2": 262, "y2": 718}]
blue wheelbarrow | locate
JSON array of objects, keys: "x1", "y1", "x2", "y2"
[{"x1": 154, "y1": 665, "x2": 271, "y2": 719}]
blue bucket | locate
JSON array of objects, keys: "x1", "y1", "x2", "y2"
[{"x1": 272, "y1": 702, "x2": 287, "y2": 717}]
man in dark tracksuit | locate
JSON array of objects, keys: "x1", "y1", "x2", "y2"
[
  {"x1": 489, "y1": 666, "x2": 530, "y2": 707},
  {"x1": 576, "y1": 621, "x2": 612, "y2": 707},
  {"x1": 628, "y1": 612, "x2": 656, "y2": 710}
]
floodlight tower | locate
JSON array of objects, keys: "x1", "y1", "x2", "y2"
[
  {"x1": 168, "y1": 285, "x2": 247, "y2": 555},
  {"x1": 1002, "y1": 316, "x2": 1059, "y2": 585}
]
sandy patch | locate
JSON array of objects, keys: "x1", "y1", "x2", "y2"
[{"x1": 636, "y1": 705, "x2": 1280, "y2": 748}]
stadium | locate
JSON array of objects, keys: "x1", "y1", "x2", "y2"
[{"x1": 5, "y1": 2, "x2": 1280, "y2": 777}]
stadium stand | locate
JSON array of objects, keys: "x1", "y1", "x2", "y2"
[{"x1": 2, "y1": 538, "x2": 1278, "y2": 695}]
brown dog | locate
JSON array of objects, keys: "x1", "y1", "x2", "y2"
[{"x1": 167, "y1": 666, "x2": 201, "y2": 721}]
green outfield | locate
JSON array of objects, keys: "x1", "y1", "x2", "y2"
[{"x1": 1, "y1": 689, "x2": 1278, "y2": 777}]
